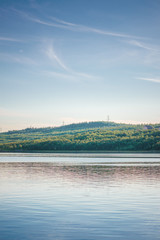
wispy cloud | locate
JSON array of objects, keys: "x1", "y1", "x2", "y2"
[
  {"x1": 127, "y1": 40, "x2": 160, "y2": 52},
  {"x1": 43, "y1": 69, "x2": 100, "y2": 83},
  {"x1": 51, "y1": 17, "x2": 141, "y2": 39},
  {"x1": 12, "y1": 8, "x2": 70, "y2": 29},
  {"x1": 42, "y1": 70, "x2": 77, "y2": 82},
  {"x1": 136, "y1": 77, "x2": 160, "y2": 83},
  {"x1": 125, "y1": 39, "x2": 160, "y2": 68},
  {"x1": 0, "y1": 52, "x2": 37, "y2": 65},
  {"x1": 45, "y1": 45, "x2": 70, "y2": 72},
  {"x1": 74, "y1": 72, "x2": 96, "y2": 79},
  {"x1": 14, "y1": 9, "x2": 141, "y2": 39},
  {"x1": 0, "y1": 37, "x2": 21, "y2": 42},
  {"x1": 44, "y1": 43, "x2": 101, "y2": 81}
]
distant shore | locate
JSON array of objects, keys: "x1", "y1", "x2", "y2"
[{"x1": 0, "y1": 151, "x2": 160, "y2": 158}]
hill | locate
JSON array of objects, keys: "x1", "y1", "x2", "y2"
[
  {"x1": 0, "y1": 121, "x2": 160, "y2": 152},
  {"x1": 5, "y1": 121, "x2": 129, "y2": 134}
]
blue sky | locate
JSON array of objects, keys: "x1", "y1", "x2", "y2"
[{"x1": 0, "y1": 0, "x2": 160, "y2": 131}]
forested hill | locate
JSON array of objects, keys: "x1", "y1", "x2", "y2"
[
  {"x1": 6, "y1": 121, "x2": 128, "y2": 134},
  {"x1": 0, "y1": 121, "x2": 160, "y2": 152}
]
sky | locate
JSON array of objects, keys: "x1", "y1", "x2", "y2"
[{"x1": 0, "y1": 0, "x2": 160, "y2": 132}]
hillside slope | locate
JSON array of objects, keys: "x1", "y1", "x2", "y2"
[
  {"x1": 0, "y1": 121, "x2": 160, "y2": 152},
  {"x1": 0, "y1": 121, "x2": 138, "y2": 143}
]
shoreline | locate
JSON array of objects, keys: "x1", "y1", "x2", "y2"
[{"x1": 0, "y1": 151, "x2": 160, "y2": 158}]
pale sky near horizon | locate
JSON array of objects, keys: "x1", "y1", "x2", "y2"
[{"x1": 0, "y1": 0, "x2": 160, "y2": 132}]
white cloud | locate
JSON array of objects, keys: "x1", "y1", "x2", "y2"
[
  {"x1": 124, "y1": 39, "x2": 160, "y2": 68},
  {"x1": 42, "y1": 70, "x2": 76, "y2": 82},
  {"x1": 49, "y1": 17, "x2": 142, "y2": 39},
  {"x1": 0, "y1": 37, "x2": 21, "y2": 42},
  {"x1": 14, "y1": 9, "x2": 141, "y2": 39},
  {"x1": 0, "y1": 52, "x2": 37, "y2": 65},
  {"x1": 127, "y1": 40, "x2": 160, "y2": 52},
  {"x1": 136, "y1": 77, "x2": 160, "y2": 83},
  {"x1": 43, "y1": 69, "x2": 100, "y2": 83},
  {"x1": 44, "y1": 43, "x2": 101, "y2": 82},
  {"x1": 45, "y1": 45, "x2": 70, "y2": 72}
]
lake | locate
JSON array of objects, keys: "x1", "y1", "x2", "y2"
[{"x1": 0, "y1": 153, "x2": 160, "y2": 240}]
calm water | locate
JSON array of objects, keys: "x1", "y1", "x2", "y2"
[{"x1": 0, "y1": 153, "x2": 160, "y2": 240}]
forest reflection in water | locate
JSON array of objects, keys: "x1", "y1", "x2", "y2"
[{"x1": 0, "y1": 159, "x2": 160, "y2": 240}]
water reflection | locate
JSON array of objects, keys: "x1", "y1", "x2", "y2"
[
  {"x1": 0, "y1": 160, "x2": 160, "y2": 240},
  {"x1": 1, "y1": 162, "x2": 160, "y2": 184}
]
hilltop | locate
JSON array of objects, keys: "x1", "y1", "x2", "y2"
[{"x1": 5, "y1": 121, "x2": 132, "y2": 134}]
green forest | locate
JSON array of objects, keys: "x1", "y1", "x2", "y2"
[{"x1": 0, "y1": 121, "x2": 160, "y2": 152}]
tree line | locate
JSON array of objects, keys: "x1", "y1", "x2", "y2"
[{"x1": 0, "y1": 128, "x2": 160, "y2": 152}]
